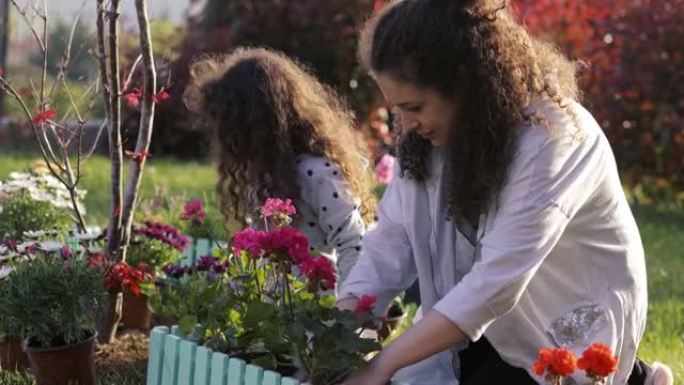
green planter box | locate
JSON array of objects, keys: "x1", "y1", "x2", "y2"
[{"x1": 146, "y1": 326, "x2": 301, "y2": 385}]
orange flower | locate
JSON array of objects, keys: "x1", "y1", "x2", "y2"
[
  {"x1": 533, "y1": 348, "x2": 554, "y2": 376},
  {"x1": 533, "y1": 347, "x2": 578, "y2": 378},
  {"x1": 578, "y1": 343, "x2": 619, "y2": 378}
]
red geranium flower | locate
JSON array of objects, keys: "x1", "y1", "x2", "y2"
[
  {"x1": 532, "y1": 347, "x2": 577, "y2": 378},
  {"x1": 299, "y1": 255, "x2": 336, "y2": 291},
  {"x1": 578, "y1": 343, "x2": 619, "y2": 378},
  {"x1": 354, "y1": 294, "x2": 377, "y2": 315}
]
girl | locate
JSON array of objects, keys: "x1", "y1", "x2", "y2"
[
  {"x1": 184, "y1": 47, "x2": 375, "y2": 286},
  {"x1": 338, "y1": 0, "x2": 672, "y2": 384}
]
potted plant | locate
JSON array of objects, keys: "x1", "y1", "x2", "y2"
[
  {"x1": 87, "y1": 252, "x2": 157, "y2": 332},
  {"x1": 0, "y1": 241, "x2": 34, "y2": 372},
  {"x1": 0, "y1": 250, "x2": 106, "y2": 385},
  {"x1": 121, "y1": 220, "x2": 187, "y2": 330},
  {"x1": 0, "y1": 321, "x2": 31, "y2": 372}
]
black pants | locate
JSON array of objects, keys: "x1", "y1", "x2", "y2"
[{"x1": 459, "y1": 338, "x2": 652, "y2": 385}]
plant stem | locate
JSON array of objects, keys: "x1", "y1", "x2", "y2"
[{"x1": 282, "y1": 262, "x2": 295, "y2": 321}]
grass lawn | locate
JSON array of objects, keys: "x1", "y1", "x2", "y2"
[
  {"x1": 632, "y1": 205, "x2": 684, "y2": 381},
  {"x1": 0, "y1": 153, "x2": 219, "y2": 227},
  {"x1": 1, "y1": 153, "x2": 682, "y2": 383}
]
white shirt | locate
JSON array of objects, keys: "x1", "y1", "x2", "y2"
[{"x1": 340, "y1": 100, "x2": 648, "y2": 385}]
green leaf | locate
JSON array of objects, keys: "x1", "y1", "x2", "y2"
[
  {"x1": 178, "y1": 314, "x2": 198, "y2": 336},
  {"x1": 318, "y1": 294, "x2": 336, "y2": 308}
]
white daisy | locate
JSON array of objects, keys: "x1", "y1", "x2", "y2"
[
  {"x1": 76, "y1": 226, "x2": 102, "y2": 241},
  {"x1": 23, "y1": 230, "x2": 47, "y2": 239},
  {"x1": 39, "y1": 241, "x2": 64, "y2": 252},
  {"x1": 0, "y1": 265, "x2": 12, "y2": 280}
]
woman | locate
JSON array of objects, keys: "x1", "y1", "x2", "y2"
[
  {"x1": 184, "y1": 47, "x2": 375, "y2": 286},
  {"x1": 338, "y1": 0, "x2": 671, "y2": 384}
]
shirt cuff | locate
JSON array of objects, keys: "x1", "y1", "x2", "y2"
[{"x1": 432, "y1": 284, "x2": 499, "y2": 341}]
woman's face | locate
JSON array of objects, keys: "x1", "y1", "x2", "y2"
[{"x1": 375, "y1": 72, "x2": 458, "y2": 147}]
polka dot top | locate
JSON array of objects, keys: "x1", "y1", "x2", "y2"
[{"x1": 292, "y1": 154, "x2": 366, "y2": 286}]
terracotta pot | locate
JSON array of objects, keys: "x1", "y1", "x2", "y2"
[
  {"x1": 24, "y1": 330, "x2": 97, "y2": 385},
  {"x1": 0, "y1": 337, "x2": 31, "y2": 371},
  {"x1": 122, "y1": 293, "x2": 152, "y2": 330},
  {"x1": 151, "y1": 313, "x2": 177, "y2": 328}
]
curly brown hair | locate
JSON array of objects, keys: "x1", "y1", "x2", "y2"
[
  {"x1": 184, "y1": 47, "x2": 376, "y2": 225},
  {"x1": 359, "y1": 0, "x2": 580, "y2": 224}
]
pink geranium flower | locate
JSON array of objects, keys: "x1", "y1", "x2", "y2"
[
  {"x1": 267, "y1": 227, "x2": 310, "y2": 264},
  {"x1": 231, "y1": 226, "x2": 312, "y2": 265},
  {"x1": 180, "y1": 199, "x2": 206, "y2": 223},
  {"x1": 300, "y1": 255, "x2": 336, "y2": 291},
  {"x1": 232, "y1": 228, "x2": 266, "y2": 258},
  {"x1": 375, "y1": 154, "x2": 395, "y2": 184},
  {"x1": 261, "y1": 198, "x2": 297, "y2": 218}
]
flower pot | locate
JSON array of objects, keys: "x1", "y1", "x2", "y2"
[
  {"x1": 122, "y1": 293, "x2": 152, "y2": 330},
  {"x1": 23, "y1": 330, "x2": 97, "y2": 385},
  {"x1": 0, "y1": 337, "x2": 31, "y2": 371},
  {"x1": 151, "y1": 313, "x2": 177, "y2": 328}
]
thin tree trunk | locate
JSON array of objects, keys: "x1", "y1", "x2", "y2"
[{"x1": 99, "y1": 0, "x2": 124, "y2": 345}]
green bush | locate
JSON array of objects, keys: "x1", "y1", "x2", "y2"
[
  {"x1": 0, "y1": 256, "x2": 106, "y2": 348},
  {"x1": 0, "y1": 192, "x2": 73, "y2": 242}
]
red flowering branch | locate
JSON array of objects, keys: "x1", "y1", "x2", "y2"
[
  {"x1": 123, "y1": 87, "x2": 170, "y2": 109},
  {"x1": 31, "y1": 108, "x2": 57, "y2": 125},
  {"x1": 124, "y1": 149, "x2": 152, "y2": 165}
]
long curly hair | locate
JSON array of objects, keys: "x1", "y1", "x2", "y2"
[
  {"x1": 359, "y1": 0, "x2": 580, "y2": 224},
  {"x1": 184, "y1": 47, "x2": 376, "y2": 225}
]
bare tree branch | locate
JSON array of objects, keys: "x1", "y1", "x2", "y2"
[
  {"x1": 0, "y1": 78, "x2": 68, "y2": 187},
  {"x1": 39, "y1": 0, "x2": 48, "y2": 107},
  {"x1": 9, "y1": 0, "x2": 46, "y2": 52},
  {"x1": 123, "y1": 54, "x2": 142, "y2": 91},
  {"x1": 120, "y1": 0, "x2": 156, "y2": 248},
  {"x1": 83, "y1": 118, "x2": 108, "y2": 160}
]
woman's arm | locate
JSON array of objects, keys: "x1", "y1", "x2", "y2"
[
  {"x1": 342, "y1": 310, "x2": 467, "y2": 384},
  {"x1": 338, "y1": 163, "x2": 417, "y2": 315}
]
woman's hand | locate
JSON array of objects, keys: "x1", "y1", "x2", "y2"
[
  {"x1": 335, "y1": 296, "x2": 359, "y2": 312},
  {"x1": 344, "y1": 310, "x2": 468, "y2": 384}
]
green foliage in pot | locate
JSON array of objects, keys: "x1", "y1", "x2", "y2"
[{"x1": 0, "y1": 255, "x2": 106, "y2": 348}]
